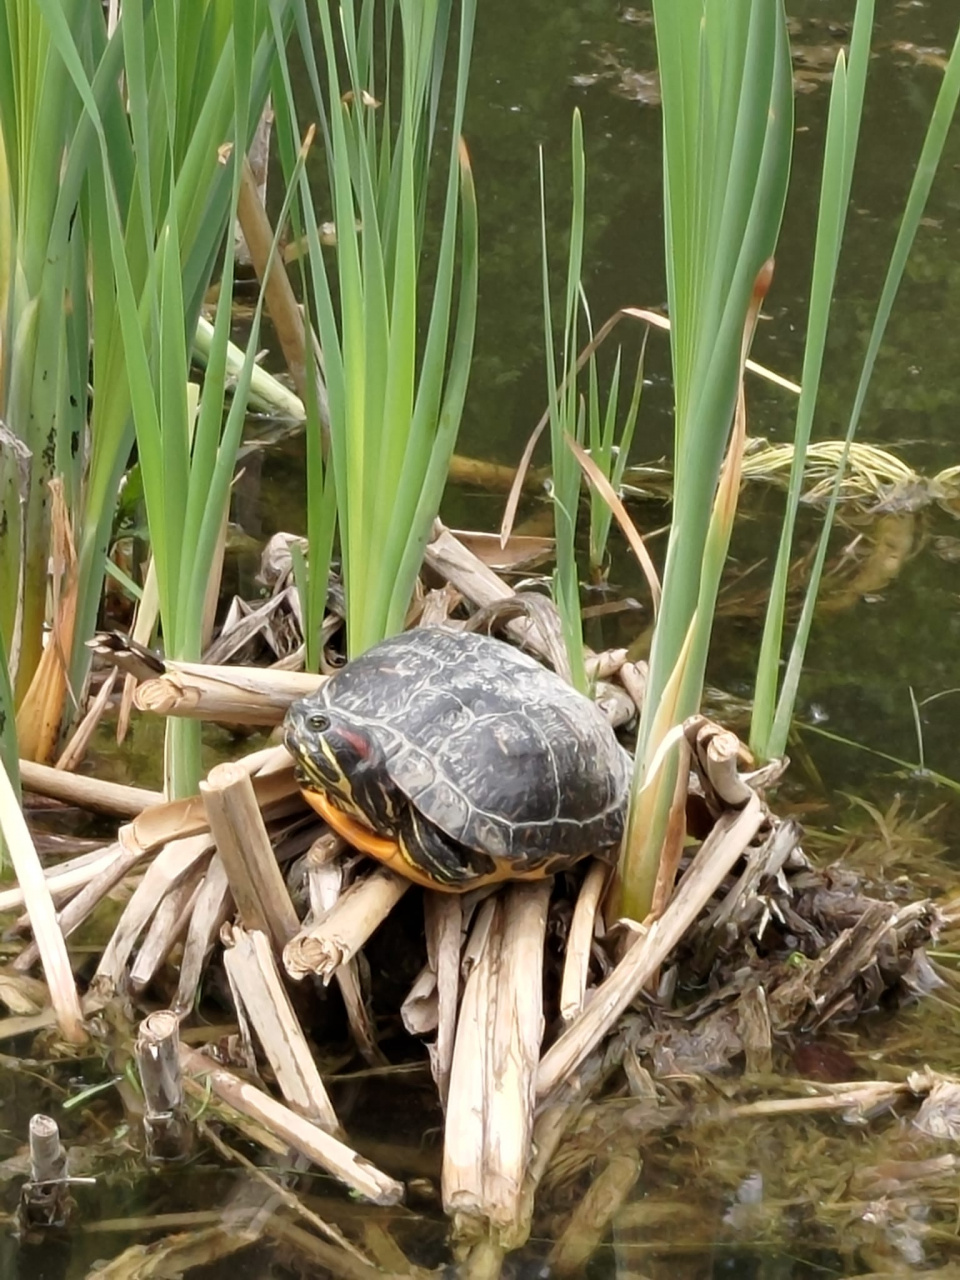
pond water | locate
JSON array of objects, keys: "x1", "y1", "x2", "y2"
[{"x1": 10, "y1": 2, "x2": 960, "y2": 1276}]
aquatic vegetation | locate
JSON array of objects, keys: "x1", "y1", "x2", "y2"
[
  {"x1": 618, "y1": 0, "x2": 960, "y2": 919},
  {"x1": 0, "y1": 1, "x2": 283, "y2": 790},
  {"x1": 273, "y1": 0, "x2": 479, "y2": 662}
]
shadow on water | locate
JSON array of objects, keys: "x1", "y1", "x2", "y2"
[{"x1": 13, "y1": 1, "x2": 960, "y2": 1275}]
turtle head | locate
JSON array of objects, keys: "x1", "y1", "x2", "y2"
[{"x1": 283, "y1": 701, "x2": 395, "y2": 831}]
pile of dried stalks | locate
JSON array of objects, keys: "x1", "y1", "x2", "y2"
[{"x1": 6, "y1": 524, "x2": 948, "y2": 1277}]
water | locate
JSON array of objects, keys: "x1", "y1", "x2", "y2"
[{"x1": 17, "y1": 2, "x2": 960, "y2": 1275}]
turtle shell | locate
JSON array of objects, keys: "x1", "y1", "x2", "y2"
[{"x1": 303, "y1": 628, "x2": 630, "y2": 868}]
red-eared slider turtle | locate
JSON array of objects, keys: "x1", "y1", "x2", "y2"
[{"x1": 283, "y1": 628, "x2": 630, "y2": 891}]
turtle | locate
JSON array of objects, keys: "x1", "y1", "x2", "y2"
[{"x1": 282, "y1": 627, "x2": 631, "y2": 891}]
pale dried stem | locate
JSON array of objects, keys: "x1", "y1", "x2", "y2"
[
  {"x1": 135, "y1": 664, "x2": 321, "y2": 725},
  {"x1": 237, "y1": 157, "x2": 304, "y2": 390},
  {"x1": 55, "y1": 668, "x2": 118, "y2": 772},
  {"x1": 130, "y1": 870, "x2": 205, "y2": 992},
  {"x1": 443, "y1": 884, "x2": 550, "y2": 1249},
  {"x1": 423, "y1": 528, "x2": 553, "y2": 660},
  {"x1": 537, "y1": 795, "x2": 766, "y2": 1100},
  {"x1": 19, "y1": 759, "x2": 163, "y2": 816},
  {"x1": 594, "y1": 680, "x2": 637, "y2": 730},
  {"x1": 94, "y1": 834, "x2": 214, "y2": 993},
  {"x1": 335, "y1": 961, "x2": 382, "y2": 1066},
  {"x1": 284, "y1": 868, "x2": 409, "y2": 982},
  {"x1": 0, "y1": 760, "x2": 85, "y2": 1043},
  {"x1": 200, "y1": 762, "x2": 300, "y2": 953},
  {"x1": 307, "y1": 846, "x2": 383, "y2": 1065},
  {"x1": 0, "y1": 992, "x2": 105, "y2": 1043},
  {"x1": 725, "y1": 1080, "x2": 912, "y2": 1119},
  {"x1": 484, "y1": 882, "x2": 550, "y2": 1247},
  {"x1": 222, "y1": 925, "x2": 339, "y2": 1133},
  {"x1": 427, "y1": 893, "x2": 461, "y2": 1108},
  {"x1": 175, "y1": 855, "x2": 232, "y2": 1015},
  {"x1": 586, "y1": 648, "x2": 628, "y2": 681},
  {"x1": 559, "y1": 861, "x2": 609, "y2": 1024},
  {"x1": 694, "y1": 720, "x2": 754, "y2": 807},
  {"x1": 442, "y1": 898, "x2": 497, "y2": 1224},
  {"x1": 123, "y1": 764, "x2": 298, "y2": 860},
  {"x1": 179, "y1": 1046, "x2": 404, "y2": 1204},
  {"x1": 2, "y1": 842, "x2": 123, "y2": 919},
  {"x1": 29, "y1": 1114, "x2": 65, "y2": 1183}
]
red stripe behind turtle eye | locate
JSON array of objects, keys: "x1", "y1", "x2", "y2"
[{"x1": 338, "y1": 726, "x2": 371, "y2": 757}]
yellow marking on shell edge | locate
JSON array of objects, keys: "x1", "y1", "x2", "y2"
[{"x1": 298, "y1": 783, "x2": 572, "y2": 893}]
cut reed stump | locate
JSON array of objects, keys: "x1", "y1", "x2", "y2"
[
  {"x1": 18, "y1": 1114, "x2": 72, "y2": 1233},
  {"x1": 135, "y1": 1010, "x2": 191, "y2": 1163}
]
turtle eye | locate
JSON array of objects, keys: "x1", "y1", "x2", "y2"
[{"x1": 309, "y1": 711, "x2": 330, "y2": 732}]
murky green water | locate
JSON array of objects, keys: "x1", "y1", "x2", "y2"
[{"x1": 14, "y1": 3, "x2": 960, "y2": 1276}]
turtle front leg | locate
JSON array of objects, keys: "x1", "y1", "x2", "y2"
[{"x1": 398, "y1": 805, "x2": 499, "y2": 890}]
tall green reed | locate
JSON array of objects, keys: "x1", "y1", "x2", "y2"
[
  {"x1": 275, "y1": 0, "x2": 478, "y2": 660},
  {"x1": 619, "y1": 0, "x2": 960, "y2": 920},
  {"x1": 540, "y1": 109, "x2": 588, "y2": 693},
  {"x1": 619, "y1": 1, "x2": 793, "y2": 920},
  {"x1": 0, "y1": 2, "x2": 281, "y2": 780},
  {"x1": 750, "y1": 2, "x2": 960, "y2": 761}
]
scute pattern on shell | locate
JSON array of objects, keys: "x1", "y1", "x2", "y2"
[{"x1": 308, "y1": 628, "x2": 630, "y2": 866}]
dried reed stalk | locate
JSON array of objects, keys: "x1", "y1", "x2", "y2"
[
  {"x1": 200, "y1": 762, "x2": 300, "y2": 952},
  {"x1": 222, "y1": 925, "x2": 340, "y2": 1133},
  {"x1": 55, "y1": 668, "x2": 119, "y2": 772},
  {"x1": 0, "y1": 760, "x2": 85, "y2": 1044},
  {"x1": 587, "y1": 648, "x2": 628, "y2": 681},
  {"x1": 135, "y1": 664, "x2": 321, "y2": 725},
  {"x1": 441, "y1": 898, "x2": 497, "y2": 1227},
  {"x1": 537, "y1": 794, "x2": 765, "y2": 1100},
  {"x1": 129, "y1": 870, "x2": 205, "y2": 993},
  {"x1": 424, "y1": 527, "x2": 552, "y2": 659},
  {"x1": 1, "y1": 842, "x2": 122, "y2": 918},
  {"x1": 484, "y1": 881, "x2": 550, "y2": 1245},
  {"x1": 306, "y1": 843, "x2": 382, "y2": 1065},
  {"x1": 237, "y1": 155, "x2": 314, "y2": 404},
  {"x1": 120, "y1": 764, "x2": 298, "y2": 860},
  {"x1": 559, "y1": 861, "x2": 609, "y2": 1024},
  {"x1": 284, "y1": 868, "x2": 409, "y2": 982},
  {"x1": 692, "y1": 719, "x2": 754, "y2": 807},
  {"x1": 16, "y1": 481, "x2": 78, "y2": 764},
  {"x1": 594, "y1": 681, "x2": 637, "y2": 729},
  {"x1": 19, "y1": 759, "x2": 163, "y2": 816},
  {"x1": 174, "y1": 855, "x2": 232, "y2": 1015},
  {"x1": 94, "y1": 834, "x2": 214, "y2": 992},
  {"x1": 427, "y1": 893, "x2": 461, "y2": 1107},
  {"x1": 443, "y1": 883, "x2": 550, "y2": 1248},
  {"x1": 179, "y1": 1046, "x2": 404, "y2": 1205}
]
